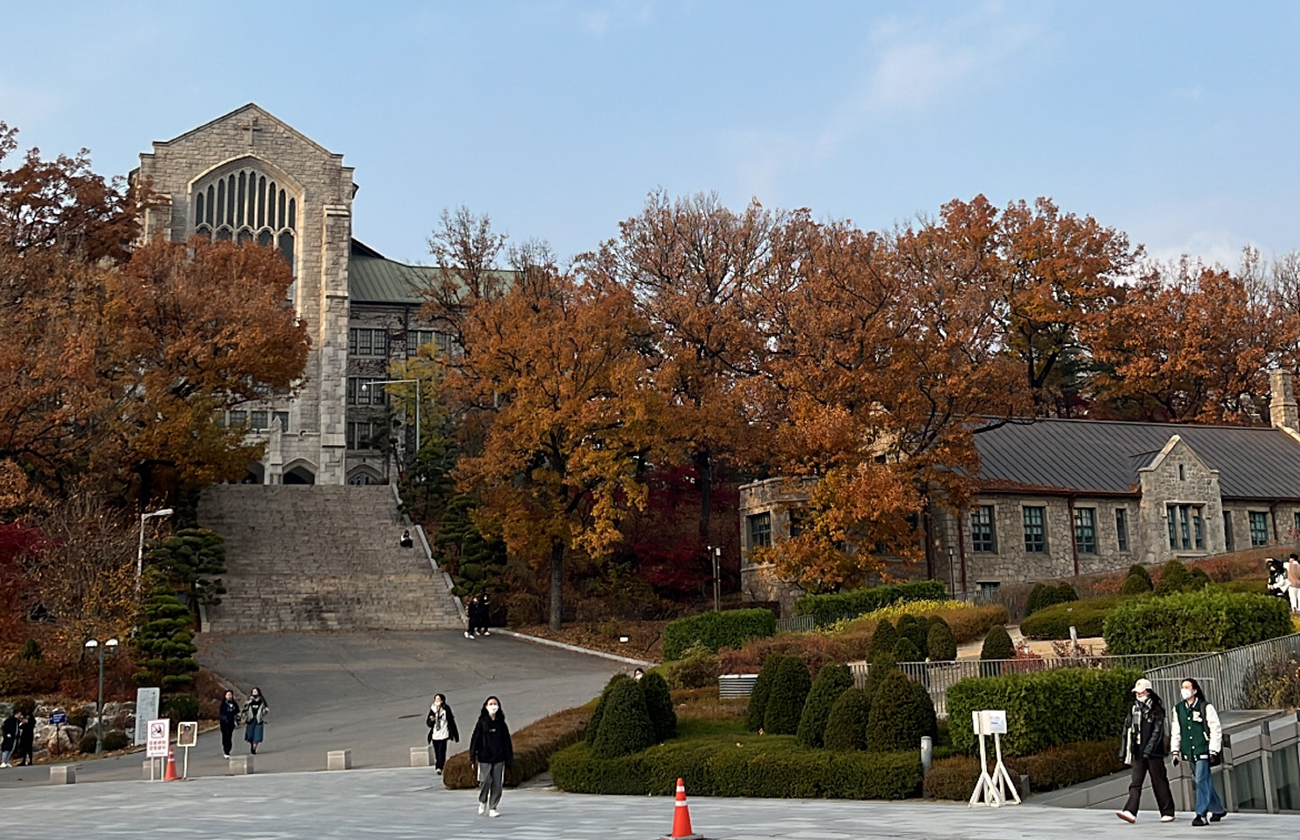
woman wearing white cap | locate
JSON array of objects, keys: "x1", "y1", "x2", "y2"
[{"x1": 1116, "y1": 678, "x2": 1175, "y2": 824}]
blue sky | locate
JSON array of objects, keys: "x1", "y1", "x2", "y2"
[{"x1": 3, "y1": 1, "x2": 1299, "y2": 267}]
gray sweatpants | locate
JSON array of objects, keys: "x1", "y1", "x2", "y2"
[{"x1": 477, "y1": 761, "x2": 505, "y2": 810}]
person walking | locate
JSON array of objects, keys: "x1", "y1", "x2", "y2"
[
  {"x1": 1288, "y1": 554, "x2": 1300, "y2": 614},
  {"x1": 1171, "y1": 677, "x2": 1226, "y2": 826},
  {"x1": 425, "y1": 694, "x2": 459, "y2": 775},
  {"x1": 219, "y1": 690, "x2": 241, "y2": 759},
  {"x1": 1116, "y1": 678, "x2": 1175, "y2": 823},
  {"x1": 475, "y1": 594, "x2": 492, "y2": 637},
  {"x1": 465, "y1": 595, "x2": 478, "y2": 640},
  {"x1": 244, "y1": 687, "x2": 269, "y2": 755},
  {"x1": 1, "y1": 709, "x2": 17, "y2": 767},
  {"x1": 14, "y1": 710, "x2": 34, "y2": 766},
  {"x1": 469, "y1": 696, "x2": 513, "y2": 818}
]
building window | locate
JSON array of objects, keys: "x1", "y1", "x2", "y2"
[
  {"x1": 788, "y1": 509, "x2": 806, "y2": 539},
  {"x1": 347, "y1": 378, "x2": 387, "y2": 406},
  {"x1": 228, "y1": 410, "x2": 248, "y2": 427},
  {"x1": 348, "y1": 472, "x2": 377, "y2": 486},
  {"x1": 748, "y1": 512, "x2": 772, "y2": 549},
  {"x1": 1224, "y1": 511, "x2": 1234, "y2": 551},
  {"x1": 192, "y1": 166, "x2": 297, "y2": 271},
  {"x1": 1293, "y1": 511, "x2": 1300, "y2": 540},
  {"x1": 250, "y1": 411, "x2": 269, "y2": 430},
  {"x1": 970, "y1": 506, "x2": 996, "y2": 553},
  {"x1": 1178, "y1": 464, "x2": 1186, "y2": 481},
  {"x1": 1249, "y1": 511, "x2": 1270, "y2": 547},
  {"x1": 346, "y1": 421, "x2": 378, "y2": 451},
  {"x1": 1022, "y1": 507, "x2": 1046, "y2": 553},
  {"x1": 1115, "y1": 508, "x2": 1129, "y2": 552},
  {"x1": 1073, "y1": 507, "x2": 1097, "y2": 554},
  {"x1": 273, "y1": 411, "x2": 289, "y2": 433},
  {"x1": 348, "y1": 328, "x2": 387, "y2": 357},
  {"x1": 1167, "y1": 504, "x2": 1206, "y2": 551},
  {"x1": 408, "y1": 329, "x2": 454, "y2": 357}
]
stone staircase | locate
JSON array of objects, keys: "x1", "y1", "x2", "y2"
[{"x1": 197, "y1": 485, "x2": 464, "y2": 633}]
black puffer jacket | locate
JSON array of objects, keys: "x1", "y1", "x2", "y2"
[
  {"x1": 1119, "y1": 697, "x2": 1167, "y2": 764},
  {"x1": 469, "y1": 710, "x2": 513, "y2": 767}
]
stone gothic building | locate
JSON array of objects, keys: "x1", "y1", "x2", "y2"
[
  {"x1": 741, "y1": 370, "x2": 1300, "y2": 609},
  {"x1": 132, "y1": 104, "x2": 449, "y2": 486}
]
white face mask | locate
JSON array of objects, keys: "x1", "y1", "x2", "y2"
[
  {"x1": 1136, "y1": 692, "x2": 1148, "y2": 702},
  {"x1": 1181, "y1": 688, "x2": 1194, "y2": 701},
  {"x1": 433, "y1": 700, "x2": 441, "y2": 708},
  {"x1": 486, "y1": 704, "x2": 499, "y2": 715}
]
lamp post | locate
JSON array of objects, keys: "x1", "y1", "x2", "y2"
[
  {"x1": 360, "y1": 379, "x2": 421, "y2": 453},
  {"x1": 710, "y1": 546, "x2": 722, "y2": 612},
  {"x1": 84, "y1": 637, "x2": 119, "y2": 754},
  {"x1": 136, "y1": 508, "x2": 174, "y2": 595}
]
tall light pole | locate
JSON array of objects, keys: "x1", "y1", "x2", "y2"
[
  {"x1": 136, "y1": 508, "x2": 174, "y2": 595},
  {"x1": 84, "y1": 637, "x2": 119, "y2": 753},
  {"x1": 711, "y1": 546, "x2": 722, "y2": 612},
  {"x1": 361, "y1": 379, "x2": 421, "y2": 453}
]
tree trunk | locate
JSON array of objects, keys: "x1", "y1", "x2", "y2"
[{"x1": 549, "y1": 539, "x2": 564, "y2": 631}]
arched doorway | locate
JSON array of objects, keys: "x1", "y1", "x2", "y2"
[
  {"x1": 347, "y1": 468, "x2": 382, "y2": 486},
  {"x1": 283, "y1": 465, "x2": 316, "y2": 485},
  {"x1": 242, "y1": 461, "x2": 266, "y2": 485}
]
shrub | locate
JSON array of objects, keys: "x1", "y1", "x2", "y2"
[
  {"x1": 926, "y1": 620, "x2": 958, "y2": 662},
  {"x1": 133, "y1": 570, "x2": 199, "y2": 690},
  {"x1": 1242, "y1": 651, "x2": 1300, "y2": 710},
  {"x1": 663, "y1": 609, "x2": 776, "y2": 661},
  {"x1": 864, "y1": 655, "x2": 897, "y2": 701},
  {"x1": 923, "y1": 740, "x2": 1123, "y2": 799},
  {"x1": 833, "y1": 602, "x2": 1008, "y2": 645},
  {"x1": 980, "y1": 625, "x2": 1014, "y2": 660},
  {"x1": 868, "y1": 620, "x2": 898, "y2": 662},
  {"x1": 718, "y1": 634, "x2": 852, "y2": 678},
  {"x1": 102, "y1": 730, "x2": 130, "y2": 751},
  {"x1": 1103, "y1": 590, "x2": 1292, "y2": 655},
  {"x1": 67, "y1": 709, "x2": 91, "y2": 730},
  {"x1": 586, "y1": 674, "x2": 630, "y2": 746},
  {"x1": 1153, "y1": 559, "x2": 1191, "y2": 596},
  {"x1": 640, "y1": 672, "x2": 677, "y2": 742},
  {"x1": 661, "y1": 645, "x2": 720, "y2": 689},
  {"x1": 78, "y1": 733, "x2": 99, "y2": 754},
  {"x1": 1120, "y1": 572, "x2": 1153, "y2": 596},
  {"x1": 744, "y1": 654, "x2": 788, "y2": 732},
  {"x1": 1128, "y1": 564, "x2": 1152, "y2": 585},
  {"x1": 797, "y1": 663, "x2": 854, "y2": 748},
  {"x1": 764, "y1": 657, "x2": 812, "y2": 735},
  {"x1": 866, "y1": 670, "x2": 935, "y2": 753},
  {"x1": 795, "y1": 580, "x2": 946, "y2": 627},
  {"x1": 445, "y1": 705, "x2": 587, "y2": 789},
  {"x1": 590, "y1": 677, "x2": 656, "y2": 758},
  {"x1": 942, "y1": 604, "x2": 1011, "y2": 643},
  {"x1": 1026, "y1": 582, "x2": 1078, "y2": 616},
  {"x1": 17, "y1": 639, "x2": 41, "y2": 662},
  {"x1": 1187, "y1": 566, "x2": 1212, "y2": 590},
  {"x1": 923, "y1": 755, "x2": 982, "y2": 800},
  {"x1": 145, "y1": 528, "x2": 227, "y2": 606},
  {"x1": 163, "y1": 693, "x2": 200, "y2": 726},
  {"x1": 1020, "y1": 597, "x2": 1124, "y2": 640},
  {"x1": 892, "y1": 637, "x2": 921, "y2": 663},
  {"x1": 896, "y1": 615, "x2": 929, "y2": 658},
  {"x1": 947, "y1": 667, "x2": 1141, "y2": 756},
  {"x1": 822, "y1": 688, "x2": 870, "y2": 752}
]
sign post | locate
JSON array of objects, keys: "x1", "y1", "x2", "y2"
[
  {"x1": 177, "y1": 722, "x2": 198, "y2": 779},
  {"x1": 146, "y1": 718, "x2": 171, "y2": 781},
  {"x1": 135, "y1": 687, "x2": 160, "y2": 746},
  {"x1": 969, "y1": 710, "x2": 1020, "y2": 808}
]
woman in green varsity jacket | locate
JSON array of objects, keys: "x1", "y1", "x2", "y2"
[{"x1": 1170, "y1": 677, "x2": 1226, "y2": 826}]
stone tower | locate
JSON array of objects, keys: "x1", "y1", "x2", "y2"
[
  {"x1": 1271, "y1": 370, "x2": 1299, "y2": 435},
  {"x1": 133, "y1": 104, "x2": 352, "y2": 484}
]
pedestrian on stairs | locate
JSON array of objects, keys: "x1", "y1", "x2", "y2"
[
  {"x1": 400, "y1": 529, "x2": 414, "y2": 549},
  {"x1": 426, "y1": 694, "x2": 459, "y2": 775},
  {"x1": 469, "y1": 696, "x2": 512, "y2": 818},
  {"x1": 244, "y1": 687, "x2": 269, "y2": 755},
  {"x1": 219, "y1": 690, "x2": 241, "y2": 759}
]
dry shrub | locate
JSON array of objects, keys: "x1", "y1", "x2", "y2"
[
  {"x1": 442, "y1": 705, "x2": 589, "y2": 790},
  {"x1": 671, "y1": 686, "x2": 747, "y2": 722},
  {"x1": 941, "y1": 605, "x2": 1010, "y2": 644},
  {"x1": 923, "y1": 755, "x2": 983, "y2": 800},
  {"x1": 717, "y1": 634, "x2": 851, "y2": 676}
]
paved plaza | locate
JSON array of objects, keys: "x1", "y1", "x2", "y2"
[{"x1": 1, "y1": 766, "x2": 1295, "y2": 840}]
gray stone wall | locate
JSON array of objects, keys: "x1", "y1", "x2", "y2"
[{"x1": 1136, "y1": 435, "x2": 1225, "y2": 563}]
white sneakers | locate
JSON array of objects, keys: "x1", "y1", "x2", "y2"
[
  {"x1": 1161, "y1": 815, "x2": 1176, "y2": 822},
  {"x1": 477, "y1": 802, "x2": 486, "y2": 815},
  {"x1": 464, "y1": 631, "x2": 475, "y2": 640},
  {"x1": 488, "y1": 809, "x2": 500, "y2": 818},
  {"x1": 435, "y1": 768, "x2": 442, "y2": 775},
  {"x1": 1116, "y1": 810, "x2": 1136, "y2": 823}
]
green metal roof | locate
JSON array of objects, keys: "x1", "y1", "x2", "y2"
[{"x1": 348, "y1": 240, "x2": 513, "y2": 305}]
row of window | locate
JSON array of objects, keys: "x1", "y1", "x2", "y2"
[
  {"x1": 217, "y1": 410, "x2": 289, "y2": 432},
  {"x1": 346, "y1": 378, "x2": 389, "y2": 406},
  {"x1": 347, "y1": 328, "x2": 454, "y2": 358},
  {"x1": 346, "y1": 421, "x2": 381, "y2": 451}
]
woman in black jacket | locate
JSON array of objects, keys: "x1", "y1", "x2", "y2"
[
  {"x1": 219, "y1": 690, "x2": 241, "y2": 759},
  {"x1": 468, "y1": 696, "x2": 513, "y2": 818},
  {"x1": 15, "y1": 711, "x2": 35, "y2": 766},
  {"x1": 1116, "y1": 678, "x2": 1175, "y2": 824},
  {"x1": 425, "y1": 694, "x2": 459, "y2": 775}
]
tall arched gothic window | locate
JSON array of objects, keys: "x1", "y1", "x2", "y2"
[{"x1": 193, "y1": 166, "x2": 298, "y2": 274}]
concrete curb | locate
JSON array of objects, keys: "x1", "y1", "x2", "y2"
[{"x1": 492, "y1": 630, "x2": 656, "y2": 668}]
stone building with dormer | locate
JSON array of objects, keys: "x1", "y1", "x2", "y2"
[
  {"x1": 741, "y1": 370, "x2": 1300, "y2": 607},
  {"x1": 132, "y1": 104, "x2": 457, "y2": 486}
]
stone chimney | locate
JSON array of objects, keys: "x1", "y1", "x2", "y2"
[{"x1": 1270, "y1": 370, "x2": 1299, "y2": 432}]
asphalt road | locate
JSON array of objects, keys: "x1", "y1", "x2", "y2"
[{"x1": 0, "y1": 630, "x2": 624, "y2": 788}]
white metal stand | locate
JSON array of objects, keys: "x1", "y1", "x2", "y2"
[{"x1": 969, "y1": 711, "x2": 1021, "y2": 808}]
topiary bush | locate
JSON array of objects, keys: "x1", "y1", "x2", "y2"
[
  {"x1": 794, "y1": 580, "x2": 946, "y2": 627},
  {"x1": 866, "y1": 669, "x2": 936, "y2": 753},
  {"x1": 1103, "y1": 589, "x2": 1293, "y2": 655},
  {"x1": 926, "y1": 619, "x2": 958, "y2": 662},
  {"x1": 444, "y1": 705, "x2": 588, "y2": 790},
  {"x1": 797, "y1": 663, "x2": 854, "y2": 748},
  {"x1": 744, "y1": 654, "x2": 788, "y2": 732},
  {"x1": 145, "y1": 528, "x2": 227, "y2": 606},
  {"x1": 823, "y1": 688, "x2": 871, "y2": 752},
  {"x1": 892, "y1": 637, "x2": 922, "y2": 663},
  {"x1": 78, "y1": 733, "x2": 98, "y2": 754},
  {"x1": 590, "y1": 675, "x2": 657, "y2": 758},
  {"x1": 1026, "y1": 582, "x2": 1079, "y2": 615},
  {"x1": 896, "y1": 615, "x2": 929, "y2": 658},
  {"x1": 587, "y1": 673, "x2": 634, "y2": 747},
  {"x1": 764, "y1": 657, "x2": 812, "y2": 736},
  {"x1": 868, "y1": 620, "x2": 899, "y2": 662},
  {"x1": 980, "y1": 625, "x2": 1014, "y2": 660},
  {"x1": 640, "y1": 672, "x2": 677, "y2": 742},
  {"x1": 663, "y1": 609, "x2": 777, "y2": 661},
  {"x1": 133, "y1": 570, "x2": 199, "y2": 691},
  {"x1": 1153, "y1": 559, "x2": 1191, "y2": 596},
  {"x1": 1120, "y1": 572, "x2": 1153, "y2": 595},
  {"x1": 864, "y1": 654, "x2": 898, "y2": 702},
  {"x1": 163, "y1": 693, "x2": 200, "y2": 726},
  {"x1": 660, "y1": 645, "x2": 720, "y2": 690},
  {"x1": 1128, "y1": 564, "x2": 1152, "y2": 585},
  {"x1": 1019, "y1": 596, "x2": 1125, "y2": 640}
]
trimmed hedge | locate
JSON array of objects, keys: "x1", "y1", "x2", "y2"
[
  {"x1": 1026, "y1": 582, "x2": 1077, "y2": 616},
  {"x1": 659, "y1": 645, "x2": 720, "y2": 689},
  {"x1": 641, "y1": 672, "x2": 677, "y2": 742},
  {"x1": 591, "y1": 677, "x2": 656, "y2": 758},
  {"x1": 550, "y1": 736, "x2": 922, "y2": 799},
  {"x1": 866, "y1": 669, "x2": 936, "y2": 753},
  {"x1": 586, "y1": 673, "x2": 633, "y2": 747},
  {"x1": 764, "y1": 657, "x2": 812, "y2": 735},
  {"x1": 926, "y1": 620, "x2": 958, "y2": 661},
  {"x1": 663, "y1": 609, "x2": 776, "y2": 661},
  {"x1": 823, "y1": 687, "x2": 871, "y2": 752},
  {"x1": 1120, "y1": 572, "x2": 1153, "y2": 596},
  {"x1": 444, "y1": 706, "x2": 588, "y2": 789},
  {"x1": 1020, "y1": 596, "x2": 1124, "y2": 640},
  {"x1": 744, "y1": 654, "x2": 788, "y2": 732},
  {"x1": 795, "y1": 580, "x2": 946, "y2": 627},
  {"x1": 1103, "y1": 589, "x2": 1292, "y2": 654},
  {"x1": 947, "y1": 667, "x2": 1141, "y2": 756},
  {"x1": 868, "y1": 620, "x2": 898, "y2": 662},
  {"x1": 980, "y1": 625, "x2": 1014, "y2": 660},
  {"x1": 896, "y1": 615, "x2": 930, "y2": 658},
  {"x1": 797, "y1": 663, "x2": 854, "y2": 748},
  {"x1": 923, "y1": 739, "x2": 1124, "y2": 799}
]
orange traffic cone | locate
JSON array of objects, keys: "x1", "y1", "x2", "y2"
[
  {"x1": 661, "y1": 778, "x2": 701, "y2": 840},
  {"x1": 164, "y1": 750, "x2": 180, "y2": 781}
]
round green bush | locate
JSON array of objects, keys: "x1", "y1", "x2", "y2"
[
  {"x1": 1027, "y1": 582, "x2": 1079, "y2": 615},
  {"x1": 1120, "y1": 572, "x2": 1152, "y2": 595},
  {"x1": 102, "y1": 730, "x2": 130, "y2": 751},
  {"x1": 1103, "y1": 589, "x2": 1292, "y2": 655},
  {"x1": 868, "y1": 620, "x2": 898, "y2": 663},
  {"x1": 661, "y1": 645, "x2": 719, "y2": 690},
  {"x1": 980, "y1": 625, "x2": 1014, "y2": 660},
  {"x1": 1128, "y1": 563, "x2": 1152, "y2": 584},
  {"x1": 587, "y1": 673, "x2": 634, "y2": 746},
  {"x1": 1055, "y1": 582, "x2": 1078, "y2": 602},
  {"x1": 744, "y1": 654, "x2": 788, "y2": 732},
  {"x1": 896, "y1": 615, "x2": 929, "y2": 658},
  {"x1": 866, "y1": 669, "x2": 936, "y2": 752},
  {"x1": 1153, "y1": 559, "x2": 1191, "y2": 596},
  {"x1": 763, "y1": 657, "x2": 812, "y2": 736},
  {"x1": 796, "y1": 663, "x2": 854, "y2": 748},
  {"x1": 864, "y1": 655, "x2": 898, "y2": 702},
  {"x1": 639, "y1": 672, "x2": 677, "y2": 742},
  {"x1": 590, "y1": 675, "x2": 657, "y2": 758},
  {"x1": 892, "y1": 637, "x2": 921, "y2": 663},
  {"x1": 823, "y1": 688, "x2": 871, "y2": 751},
  {"x1": 1187, "y1": 566, "x2": 1212, "y2": 590},
  {"x1": 163, "y1": 693, "x2": 200, "y2": 725},
  {"x1": 1025, "y1": 583, "x2": 1052, "y2": 616},
  {"x1": 926, "y1": 620, "x2": 958, "y2": 662}
]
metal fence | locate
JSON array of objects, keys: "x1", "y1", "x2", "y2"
[
  {"x1": 775, "y1": 614, "x2": 816, "y2": 634},
  {"x1": 1146, "y1": 633, "x2": 1300, "y2": 711}
]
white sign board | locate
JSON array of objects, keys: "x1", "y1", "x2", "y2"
[
  {"x1": 146, "y1": 718, "x2": 171, "y2": 757},
  {"x1": 983, "y1": 710, "x2": 1008, "y2": 735},
  {"x1": 135, "y1": 687, "x2": 160, "y2": 746},
  {"x1": 176, "y1": 722, "x2": 198, "y2": 748}
]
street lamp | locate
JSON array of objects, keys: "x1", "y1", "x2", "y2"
[
  {"x1": 84, "y1": 637, "x2": 119, "y2": 754},
  {"x1": 136, "y1": 508, "x2": 174, "y2": 595},
  {"x1": 710, "y1": 546, "x2": 722, "y2": 612},
  {"x1": 360, "y1": 379, "x2": 422, "y2": 452}
]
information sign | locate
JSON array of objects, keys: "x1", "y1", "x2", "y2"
[
  {"x1": 49, "y1": 711, "x2": 67, "y2": 725},
  {"x1": 135, "y1": 687, "x2": 160, "y2": 746},
  {"x1": 146, "y1": 718, "x2": 171, "y2": 758},
  {"x1": 176, "y1": 722, "x2": 198, "y2": 748}
]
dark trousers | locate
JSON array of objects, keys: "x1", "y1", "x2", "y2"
[
  {"x1": 432, "y1": 738, "x2": 448, "y2": 770},
  {"x1": 1124, "y1": 755, "x2": 1175, "y2": 816},
  {"x1": 220, "y1": 724, "x2": 234, "y2": 756}
]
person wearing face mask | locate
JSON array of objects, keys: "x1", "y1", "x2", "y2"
[
  {"x1": 219, "y1": 690, "x2": 241, "y2": 759},
  {"x1": 425, "y1": 693, "x2": 459, "y2": 775},
  {"x1": 469, "y1": 696, "x2": 513, "y2": 818},
  {"x1": 1116, "y1": 678, "x2": 1175, "y2": 823},
  {"x1": 1171, "y1": 677, "x2": 1225, "y2": 826},
  {"x1": 244, "y1": 687, "x2": 269, "y2": 755}
]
